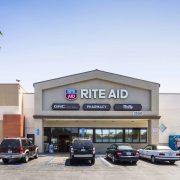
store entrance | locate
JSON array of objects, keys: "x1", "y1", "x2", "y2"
[
  {"x1": 44, "y1": 127, "x2": 79, "y2": 153},
  {"x1": 59, "y1": 135, "x2": 71, "y2": 152}
]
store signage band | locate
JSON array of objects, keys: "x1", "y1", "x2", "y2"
[
  {"x1": 65, "y1": 88, "x2": 129, "y2": 101},
  {"x1": 83, "y1": 104, "x2": 111, "y2": 111},
  {"x1": 114, "y1": 104, "x2": 142, "y2": 111},
  {"x1": 52, "y1": 103, "x2": 142, "y2": 111},
  {"x1": 52, "y1": 103, "x2": 80, "y2": 110}
]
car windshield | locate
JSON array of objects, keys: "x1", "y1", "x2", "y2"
[
  {"x1": 73, "y1": 140, "x2": 93, "y2": 148},
  {"x1": 117, "y1": 145, "x2": 133, "y2": 150},
  {"x1": 157, "y1": 146, "x2": 171, "y2": 150},
  {"x1": 0, "y1": 139, "x2": 20, "y2": 148}
]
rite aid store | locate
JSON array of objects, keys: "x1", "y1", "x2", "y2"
[{"x1": 0, "y1": 70, "x2": 180, "y2": 153}]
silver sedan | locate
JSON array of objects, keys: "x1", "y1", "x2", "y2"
[{"x1": 139, "y1": 145, "x2": 180, "y2": 164}]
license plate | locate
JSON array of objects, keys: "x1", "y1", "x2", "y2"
[
  {"x1": 81, "y1": 149, "x2": 86, "y2": 152},
  {"x1": 8, "y1": 150, "x2": 12, "y2": 154},
  {"x1": 126, "y1": 152, "x2": 131, "y2": 156}
]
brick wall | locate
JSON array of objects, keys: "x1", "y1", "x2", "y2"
[{"x1": 3, "y1": 114, "x2": 24, "y2": 138}]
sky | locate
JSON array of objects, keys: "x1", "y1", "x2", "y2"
[{"x1": 0, "y1": 0, "x2": 180, "y2": 92}]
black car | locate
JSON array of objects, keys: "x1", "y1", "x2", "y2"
[
  {"x1": 70, "y1": 138, "x2": 95, "y2": 165},
  {"x1": 0, "y1": 138, "x2": 38, "y2": 164},
  {"x1": 105, "y1": 144, "x2": 139, "y2": 164}
]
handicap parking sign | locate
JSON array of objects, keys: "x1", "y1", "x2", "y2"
[
  {"x1": 81, "y1": 128, "x2": 85, "y2": 138},
  {"x1": 36, "y1": 128, "x2": 40, "y2": 136}
]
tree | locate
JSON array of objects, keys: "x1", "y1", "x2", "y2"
[{"x1": 0, "y1": 31, "x2": 2, "y2": 48}]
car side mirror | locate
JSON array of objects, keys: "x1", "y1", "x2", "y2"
[{"x1": 107, "y1": 147, "x2": 110, "y2": 150}]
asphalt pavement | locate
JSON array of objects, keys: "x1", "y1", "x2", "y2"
[{"x1": 0, "y1": 154, "x2": 180, "y2": 180}]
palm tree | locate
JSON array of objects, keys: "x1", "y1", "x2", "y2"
[{"x1": 0, "y1": 31, "x2": 2, "y2": 48}]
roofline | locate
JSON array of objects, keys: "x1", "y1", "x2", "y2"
[
  {"x1": 33, "y1": 115, "x2": 161, "y2": 119},
  {"x1": 3, "y1": 137, "x2": 27, "y2": 139},
  {"x1": 160, "y1": 93, "x2": 180, "y2": 95},
  {"x1": 0, "y1": 83, "x2": 19, "y2": 85},
  {"x1": 0, "y1": 83, "x2": 27, "y2": 92},
  {"x1": 33, "y1": 69, "x2": 160, "y2": 87}
]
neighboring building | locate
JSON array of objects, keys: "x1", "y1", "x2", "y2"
[
  {"x1": 0, "y1": 70, "x2": 180, "y2": 153},
  {"x1": 0, "y1": 84, "x2": 25, "y2": 140}
]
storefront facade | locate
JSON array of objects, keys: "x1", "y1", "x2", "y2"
[{"x1": 33, "y1": 70, "x2": 160, "y2": 153}]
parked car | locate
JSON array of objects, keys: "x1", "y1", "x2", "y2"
[
  {"x1": 69, "y1": 138, "x2": 95, "y2": 165},
  {"x1": 105, "y1": 144, "x2": 139, "y2": 164},
  {"x1": 138, "y1": 144, "x2": 180, "y2": 164},
  {"x1": 0, "y1": 138, "x2": 38, "y2": 164}
]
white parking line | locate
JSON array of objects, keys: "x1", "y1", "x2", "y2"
[
  {"x1": 47, "y1": 156, "x2": 55, "y2": 165},
  {"x1": 99, "y1": 157, "x2": 114, "y2": 167}
]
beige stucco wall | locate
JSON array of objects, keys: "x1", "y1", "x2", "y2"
[
  {"x1": 0, "y1": 84, "x2": 19, "y2": 106},
  {"x1": 159, "y1": 93, "x2": 180, "y2": 144},
  {"x1": 32, "y1": 70, "x2": 160, "y2": 152},
  {"x1": 44, "y1": 119, "x2": 148, "y2": 128},
  {"x1": 0, "y1": 120, "x2": 3, "y2": 142},
  {"x1": 42, "y1": 79, "x2": 151, "y2": 111},
  {"x1": 34, "y1": 70, "x2": 159, "y2": 118},
  {"x1": 0, "y1": 84, "x2": 26, "y2": 142},
  {"x1": 23, "y1": 93, "x2": 35, "y2": 135}
]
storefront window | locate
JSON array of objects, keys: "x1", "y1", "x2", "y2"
[
  {"x1": 79, "y1": 128, "x2": 93, "y2": 140},
  {"x1": 109, "y1": 129, "x2": 116, "y2": 142},
  {"x1": 140, "y1": 129, "x2": 147, "y2": 143},
  {"x1": 64, "y1": 128, "x2": 71, "y2": 133},
  {"x1": 95, "y1": 129, "x2": 103, "y2": 142},
  {"x1": 125, "y1": 129, "x2": 132, "y2": 143},
  {"x1": 71, "y1": 128, "x2": 78, "y2": 134},
  {"x1": 116, "y1": 129, "x2": 123, "y2": 142},
  {"x1": 44, "y1": 127, "x2": 147, "y2": 145},
  {"x1": 102, "y1": 129, "x2": 109, "y2": 142},
  {"x1": 133, "y1": 129, "x2": 140, "y2": 143}
]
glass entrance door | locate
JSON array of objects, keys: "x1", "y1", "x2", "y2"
[{"x1": 59, "y1": 135, "x2": 70, "y2": 152}]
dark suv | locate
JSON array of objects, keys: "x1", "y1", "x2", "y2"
[
  {"x1": 70, "y1": 138, "x2": 95, "y2": 165},
  {"x1": 0, "y1": 138, "x2": 38, "y2": 164}
]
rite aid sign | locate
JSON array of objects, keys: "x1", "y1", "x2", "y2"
[{"x1": 65, "y1": 88, "x2": 128, "y2": 101}]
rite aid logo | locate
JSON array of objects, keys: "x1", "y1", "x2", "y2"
[{"x1": 65, "y1": 89, "x2": 78, "y2": 101}]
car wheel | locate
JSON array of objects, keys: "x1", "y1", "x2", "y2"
[
  {"x1": 2, "y1": 158, "x2": 9, "y2": 164},
  {"x1": 34, "y1": 150, "x2": 39, "y2": 159},
  {"x1": 169, "y1": 160, "x2": 175, "y2": 165},
  {"x1": 105, "y1": 152, "x2": 108, "y2": 159},
  {"x1": 91, "y1": 158, "x2": 95, "y2": 165},
  {"x1": 151, "y1": 156, "x2": 156, "y2": 164},
  {"x1": 70, "y1": 158, "x2": 74, "y2": 165},
  {"x1": 112, "y1": 155, "x2": 117, "y2": 164},
  {"x1": 23, "y1": 153, "x2": 29, "y2": 163},
  {"x1": 132, "y1": 161, "x2": 137, "y2": 165}
]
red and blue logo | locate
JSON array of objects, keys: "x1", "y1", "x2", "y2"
[{"x1": 65, "y1": 89, "x2": 78, "y2": 101}]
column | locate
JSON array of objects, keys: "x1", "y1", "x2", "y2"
[
  {"x1": 34, "y1": 118, "x2": 44, "y2": 153},
  {"x1": 148, "y1": 119, "x2": 159, "y2": 144}
]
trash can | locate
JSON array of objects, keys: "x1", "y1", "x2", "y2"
[
  {"x1": 169, "y1": 135, "x2": 180, "y2": 151},
  {"x1": 49, "y1": 143, "x2": 54, "y2": 154}
]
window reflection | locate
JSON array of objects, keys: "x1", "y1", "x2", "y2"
[
  {"x1": 125, "y1": 129, "x2": 132, "y2": 143},
  {"x1": 140, "y1": 129, "x2": 147, "y2": 143},
  {"x1": 95, "y1": 129, "x2": 102, "y2": 142},
  {"x1": 116, "y1": 129, "x2": 123, "y2": 142},
  {"x1": 79, "y1": 128, "x2": 93, "y2": 140},
  {"x1": 133, "y1": 129, "x2": 140, "y2": 143}
]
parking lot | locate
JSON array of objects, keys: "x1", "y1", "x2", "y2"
[{"x1": 0, "y1": 154, "x2": 180, "y2": 180}]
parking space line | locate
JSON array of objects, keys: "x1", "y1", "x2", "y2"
[
  {"x1": 99, "y1": 157, "x2": 114, "y2": 168},
  {"x1": 47, "y1": 156, "x2": 55, "y2": 165}
]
